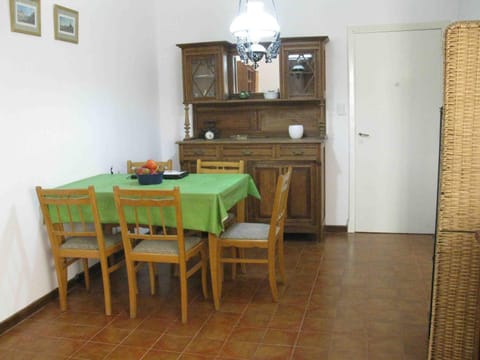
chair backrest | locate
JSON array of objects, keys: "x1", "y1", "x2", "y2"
[
  {"x1": 127, "y1": 159, "x2": 173, "y2": 174},
  {"x1": 113, "y1": 186, "x2": 187, "y2": 257},
  {"x1": 268, "y1": 167, "x2": 293, "y2": 240},
  {"x1": 36, "y1": 186, "x2": 106, "y2": 251},
  {"x1": 196, "y1": 160, "x2": 245, "y2": 174}
]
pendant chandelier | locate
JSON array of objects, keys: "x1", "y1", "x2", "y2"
[{"x1": 230, "y1": 0, "x2": 281, "y2": 69}]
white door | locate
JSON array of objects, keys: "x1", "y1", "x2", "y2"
[{"x1": 350, "y1": 24, "x2": 444, "y2": 233}]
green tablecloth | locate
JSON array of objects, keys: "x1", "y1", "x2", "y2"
[{"x1": 57, "y1": 173, "x2": 260, "y2": 235}]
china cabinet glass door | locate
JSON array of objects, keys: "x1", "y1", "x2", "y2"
[
  {"x1": 286, "y1": 51, "x2": 316, "y2": 98},
  {"x1": 191, "y1": 56, "x2": 216, "y2": 99}
]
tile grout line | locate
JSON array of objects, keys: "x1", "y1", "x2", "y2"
[
  {"x1": 288, "y1": 244, "x2": 325, "y2": 360},
  {"x1": 66, "y1": 311, "x2": 125, "y2": 359},
  {"x1": 213, "y1": 274, "x2": 273, "y2": 359}
]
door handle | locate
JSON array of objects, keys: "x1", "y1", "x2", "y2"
[{"x1": 358, "y1": 132, "x2": 370, "y2": 137}]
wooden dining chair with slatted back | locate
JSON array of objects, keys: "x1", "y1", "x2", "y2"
[
  {"x1": 127, "y1": 159, "x2": 173, "y2": 174},
  {"x1": 124, "y1": 159, "x2": 173, "y2": 236},
  {"x1": 36, "y1": 186, "x2": 124, "y2": 316},
  {"x1": 113, "y1": 186, "x2": 209, "y2": 323},
  {"x1": 210, "y1": 166, "x2": 292, "y2": 310},
  {"x1": 196, "y1": 159, "x2": 246, "y2": 279}
]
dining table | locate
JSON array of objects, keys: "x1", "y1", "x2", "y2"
[{"x1": 56, "y1": 172, "x2": 261, "y2": 307}]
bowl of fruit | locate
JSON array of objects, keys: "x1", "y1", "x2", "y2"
[{"x1": 135, "y1": 160, "x2": 164, "y2": 185}]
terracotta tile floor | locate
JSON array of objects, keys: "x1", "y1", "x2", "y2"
[{"x1": 0, "y1": 232, "x2": 433, "y2": 359}]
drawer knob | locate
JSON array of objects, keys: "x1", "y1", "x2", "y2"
[
  {"x1": 193, "y1": 151, "x2": 204, "y2": 155},
  {"x1": 292, "y1": 150, "x2": 304, "y2": 156},
  {"x1": 242, "y1": 150, "x2": 253, "y2": 155}
]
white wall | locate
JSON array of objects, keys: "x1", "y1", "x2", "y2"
[
  {"x1": 0, "y1": 0, "x2": 162, "y2": 321},
  {"x1": 1, "y1": 0, "x2": 478, "y2": 323},
  {"x1": 459, "y1": 0, "x2": 480, "y2": 19}
]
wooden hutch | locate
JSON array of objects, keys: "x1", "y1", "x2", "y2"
[{"x1": 176, "y1": 36, "x2": 328, "y2": 239}]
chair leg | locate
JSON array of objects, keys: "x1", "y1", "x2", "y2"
[
  {"x1": 55, "y1": 259, "x2": 68, "y2": 311},
  {"x1": 231, "y1": 247, "x2": 237, "y2": 280},
  {"x1": 172, "y1": 264, "x2": 179, "y2": 277},
  {"x1": 238, "y1": 248, "x2": 247, "y2": 274},
  {"x1": 126, "y1": 260, "x2": 138, "y2": 318},
  {"x1": 82, "y1": 258, "x2": 90, "y2": 291},
  {"x1": 208, "y1": 233, "x2": 221, "y2": 311},
  {"x1": 218, "y1": 245, "x2": 224, "y2": 306},
  {"x1": 277, "y1": 237, "x2": 286, "y2": 284},
  {"x1": 201, "y1": 248, "x2": 209, "y2": 299},
  {"x1": 178, "y1": 262, "x2": 188, "y2": 324},
  {"x1": 148, "y1": 262, "x2": 156, "y2": 295},
  {"x1": 99, "y1": 258, "x2": 112, "y2": 316},
  {"x1": 268, "y1": 247, "x2": 279, "y2": 302}
]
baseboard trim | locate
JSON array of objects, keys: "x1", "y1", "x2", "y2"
[
  {"x1": 0, "y1": 263, "x2": 101, "y2": 335},
  {"x1": 325, "y1": 225, "x2": 348, "y2": 233},
  {"x1": 0, "y1": 289, "x2": 58, "y2": 335}
]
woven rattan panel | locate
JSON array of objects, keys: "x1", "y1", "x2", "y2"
[
  {"x1": 429, "y1": 232, "x2": 480, "y2": 359},
  {"x1": 437, "y1": 21, "x2": 480, "y2": 232},
  {"x1": 430, "y1": 21, "x2": 480, "y2": 359}
]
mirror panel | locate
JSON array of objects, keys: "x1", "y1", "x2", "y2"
[{"x1": 232, "y1": 55, "x2": 279, "y2": 94}]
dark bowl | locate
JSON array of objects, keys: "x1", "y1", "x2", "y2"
[{"x1": 137, "y1": 172, "x2": 164, "y2": 185}]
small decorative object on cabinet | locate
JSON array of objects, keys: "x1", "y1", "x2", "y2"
[
  {"x1": 288, "y1": 124, "x2": 304, "y2": 139},
  {"x1": 199, "y1": 120, "x2": 219, "y2": 140}
]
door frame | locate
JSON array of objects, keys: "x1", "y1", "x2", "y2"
[{"x1": 347, "y1": 22, "x2": 449, "y2": 233}]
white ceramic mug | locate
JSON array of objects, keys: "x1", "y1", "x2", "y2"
[{"x1": 288, "y1": 125, "x2": 304, "y2": 139}]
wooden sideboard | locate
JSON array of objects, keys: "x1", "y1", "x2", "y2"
[
  {"x1": 176, "y1": 36, "x2": 329, "y2": 239},
  {"x1": 178, "y1": 137, "x2": 325, "y2": 238}
]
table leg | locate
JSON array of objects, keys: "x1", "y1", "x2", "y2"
[
  {"x1": 236, "y1": 199, "x2": 245, "y2": 222},
  {"x1": 236, "y1": 199, "x2": 247, "y2": 274},
  {"x1": 208, "y1": 232, "x2": 221, "y2": 310}
]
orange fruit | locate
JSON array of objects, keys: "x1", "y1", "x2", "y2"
[{"x1": 144, "y1": 159, "x2": 157, "y2": 171}]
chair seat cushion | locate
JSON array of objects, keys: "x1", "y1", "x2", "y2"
[
  {"x1": 133, "y1": 236, "x2": 202, "y2": 254},
  {"x1": 61, "y1": 234, "x2": 122, "y2": 250},
  {"x1": 220, "y1": 223, "x2": 270, "y2": 240}
]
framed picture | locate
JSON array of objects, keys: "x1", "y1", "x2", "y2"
[
  {"x1": 9, "y1": 0, "x2": 41, "y2": 36},
  {"x1": 53, "y1": 5, "x2": 78, "y2": 44}
]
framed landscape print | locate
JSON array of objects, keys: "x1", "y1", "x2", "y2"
[
  {"x1": 9, "y1": 0, "x2": 41, "y2": 36},
  {"x1": 53, "y1": 5, "x2": 78, "y2": 44}
]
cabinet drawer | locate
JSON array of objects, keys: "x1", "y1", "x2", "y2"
[
  {"x1": 278, "y1": 144, "x2": 319, "y2": 159},
  {"x1": 181, "y1": 145, "x2": 218, "y2": 160},
  {"x1": 222, "y1": 144, "x2": 275, "y2": 159}
]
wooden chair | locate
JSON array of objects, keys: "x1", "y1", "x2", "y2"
[
  {"x1": 127, "y1": 159, "x2": 173, "y2": 174},
  {"x1": 210, "y1": 166, "x2": 292, "y2": 310},
  {"x1": 196, "y1": 160, "x2": 244, "y2": 174},
  {"x1": 35, "y1": 186, "x2": 124, "y2": 316},
  {"x1": 113, "y1": 186, "x2": 208, "y2": 323},
  {"x1": 197, "y1": 159, "x2": 246, "y2": 278},
  {"x1": 122, "y1": 159, "x2": 173, "y2": 235}
]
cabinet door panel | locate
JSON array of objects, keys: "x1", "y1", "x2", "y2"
[
  {"x1": 249, "y1": 164, "x2": 279, "y2": 221},
  {"x1": 248, "y1": 162, "x2": 318, "y2": 232},
  {"x1": 289, "y1": 165, "x2": 314, "y2": 220},
  {"x1": 179, "y1": 43, "x2": 229, "y2": 103}
]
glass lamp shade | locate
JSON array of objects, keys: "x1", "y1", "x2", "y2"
[
  {"x1": 230, "y1": 2, "x2": 279, "y2": 42},
  {"x1": 230, "y1": 0, "x2": 280, "y2": 68}
]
